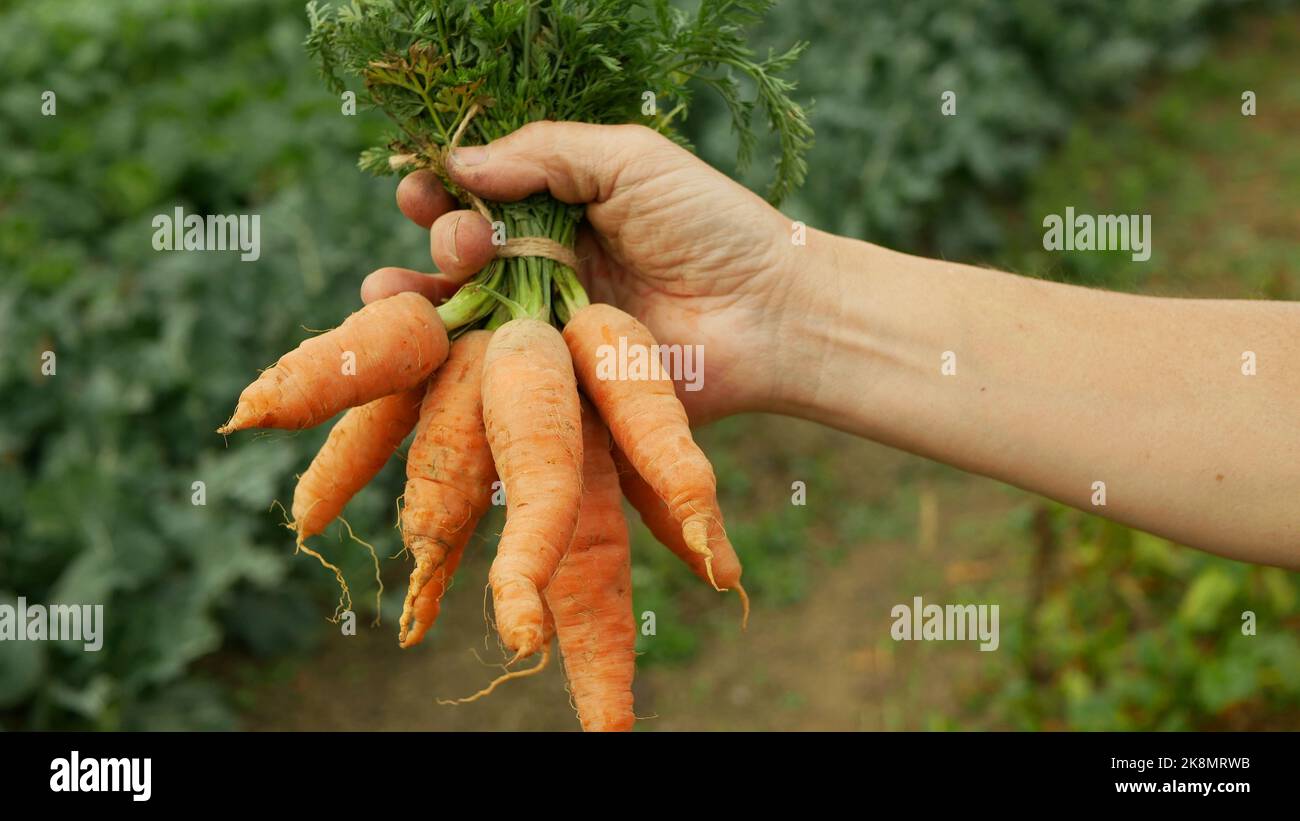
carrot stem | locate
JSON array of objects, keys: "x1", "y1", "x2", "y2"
[
  {"x1": 554, "y1": 267, "x2": 589, "y2": 325},
  {"x1": 446, "y1": 194, "x2": 585, "y2": 327},
  {"x1": 436, "y1": 258, "x2": 504, "y2": 331}
]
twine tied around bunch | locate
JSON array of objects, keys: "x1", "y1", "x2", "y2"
[{"x1": 447, "y1": 104, "x2": 581, "y2": 273}]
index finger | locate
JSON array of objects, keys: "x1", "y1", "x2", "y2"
[
  {"x1": 397, "y1": 169, "x2": 458, "y2": 230},
  {"x1": 445, "y1": 121, "x2": 660, "y2": 205}
]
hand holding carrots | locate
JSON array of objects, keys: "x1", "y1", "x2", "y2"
[
  {"x1": 220, "y1": 0, "x2": 823, "y2": 731},
  {"x1": 362, "y1": 123, "x2": 814, "y2": 426}
]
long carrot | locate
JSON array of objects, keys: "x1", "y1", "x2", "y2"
[
  {"x1": 546, "y1": 401, "x2": 636, "y2": 732},
  {"x1": 290, "y1": 386, "x2": 425, "y2": 542},
  {"x1": 399, "y1": 330, "x2": 496, "y2": 648},
  {"x1": 219, "y1": 292, "x2": 447, "y2": 433},
  {"x1": 482, "y1": 318, "x2": 583, "y2": 660},
  {"x1": 563, "y1": 303, "x2": 733, "y2": 590},
  {"x1": 612, "y1": 445, "x2": 749, "y2": 625}
]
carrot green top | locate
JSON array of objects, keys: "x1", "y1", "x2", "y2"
[{"x1": 306, "y1": 0, "x2": 813, "y2": 330}]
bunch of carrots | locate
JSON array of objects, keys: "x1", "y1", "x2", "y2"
[
  {"x1": 220, "y1": 292, "x2": 747, "y2": 731},
  {"x1": 218, "y1": 0, "x2": 810, "y2": 731}
]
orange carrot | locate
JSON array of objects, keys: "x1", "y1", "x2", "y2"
[
  {"x1": 563, "y1": 303, "x2": 733, "y2": 590},
  {"x1": 613, "y1": 445, "x2": 748, "y2": 624},
  {"x1": 482, "y1": 318, "x2": 583, "y2": 660},
  {"x1": 399, "y1": 330, "x2": 496, "y2": 648},
  {"x1": 278, "y1": 386, "x2": 422, "y2": 622},
  {"x1": 290, "y1": 386, "x2": 424, "y2": 542},
  {"x1": 403, "y1": 533, "x2": 470, "y2": 647},
  {"x1": 546, "y1": 402, "x2": 636, "y2": 732},
  {"x1": 219, "y1": 292, "x2": 447, "y2": 433}
]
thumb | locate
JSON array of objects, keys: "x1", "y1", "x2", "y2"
[{"x1": 446, "y1": 121, "x2": 657, "y2": 205}]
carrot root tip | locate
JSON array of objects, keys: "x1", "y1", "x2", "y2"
[
  {"x1": 217, "y1": 403, "x2": 249, "y2": 435},
  {"x1": 399, "y1": 622, "x2": 431, "y2": 649},
  {"x1": 398, "y1": 553, "x2": 436, "y2": 646},
  {"x1": 490, "y1": 575, "x2": 547, "y2": 660},
  {"x1": 505, "y1": 637, "x2": 539, "y2": 667},
  {"x1": 736, "y1": 582, "x2": 751, "y2": 630},
  {"x1": 682, "y1": 520, "x2": 723, "y2": 590}
]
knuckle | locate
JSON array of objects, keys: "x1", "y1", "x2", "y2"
[
  {"x1": 516, "y1": 119, "x2": 556, "y2": 138},
  {"x1": 510, "y1": 119, "x2": 563, "y2": 152},
  {"x1": 614, "y1": 123, "x2": 661, "y2": 147}
]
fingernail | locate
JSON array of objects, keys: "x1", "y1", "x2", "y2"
[
  {"x1": 451, "y1": 146, "x2": 488, "y2": 167},
  {"x1": 449, "y1": 214, "x2": 463, "y2": 263}
]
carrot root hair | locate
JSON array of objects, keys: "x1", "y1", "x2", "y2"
[
  {"x1": 436, "y1": 645, "x2": 552, "y2": 705},
  {"x1": 273, "y1": 498, "x2": 351, "y2": 623},
  {"x1": 337, "y1": 515, "x2": 383, "y2": 627},
  {"x1": 736, "y1": 582, "x2": 751, "y2": 630},
  {"x1": 294, "y1": 533, "x2": 353, "y2": 623}
]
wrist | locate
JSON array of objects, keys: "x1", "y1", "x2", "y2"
[
  {"x1": 763, "y1": 229, "x2": 950, "y2": 446},
  {"x1": 761, "y1": 227, "x2": 862, "y2": 423}
]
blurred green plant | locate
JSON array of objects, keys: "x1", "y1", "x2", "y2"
[
  {"x1": 1004, "y1": 14, "x2": 1300, "y2": 297},
  {"x1": 981, "y1": 504, "x2": 1300, "y2": 730},
  {"x1": 686, "y1": 0, "x2": 1292, "y2": 257},
  {"x1": 0, "y1": 0, "x2": 426, "y2": 729}
]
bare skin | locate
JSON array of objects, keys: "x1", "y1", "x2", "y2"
[{"x1": 362, "y1": 121, "x2": 1300, "y2": 569}]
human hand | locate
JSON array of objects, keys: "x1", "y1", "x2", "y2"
[{"x1": 361, "y1": 121, "x2": 821, "y2": 424}]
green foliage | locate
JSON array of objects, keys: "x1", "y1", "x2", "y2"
[
  {"x1": 984, "y1": 506, "x2": 1300, "y2": 730},
  {"x1": 0, "y1": 0, "x2": 422, "y2": 728},
  {"x1": 306, "y1": 0, "x2": 812, "y2": 203},
  {"x1": 1005, "y1": 18, "x2": 1300, "y2": 297},
  {"x1": 685, "y1": 0, "x2": 1286, "y2": 256}
]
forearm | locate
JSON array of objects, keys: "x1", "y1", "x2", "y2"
[{"x1": 775, "y1": 230, "x2": 1300, "y2": 567}]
